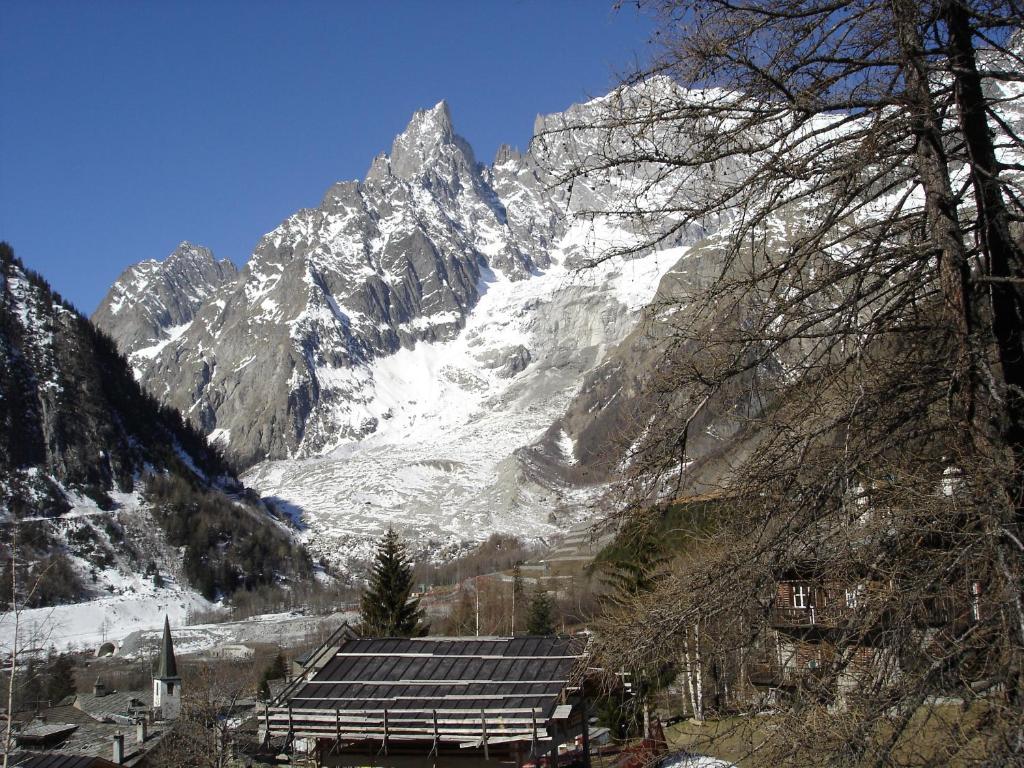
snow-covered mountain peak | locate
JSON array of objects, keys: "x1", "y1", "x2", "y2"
[
  {"x1": 406, "y1": 99, "x2": 455, "y2": 141},
  {"x1": 93, "y1": 241, "x2": 238, "y2": 361},
  {"x1": 493, "y1": 144, "x2": 523, "y2": 167},
  {"x1": 164, "y1": 241, "x2": 225, "y2": 271},
  {"x1": 369, "y1": 99, "x2": 478, "y2": 182},
  {"x1": 95, "y1": 85, "x2": 714, "y2": 566}
]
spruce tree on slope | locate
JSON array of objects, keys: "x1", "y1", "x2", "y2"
[
  {"x1": 45, "y1": 653, "x2": 76, "y2": 705},
  {"x1": 358, "y1": 528, "x2": 427, "y2": 637},
  {"x1": 258, "y1": 652, "x2": 287, "y2": 700},
  {"x1": 526, "y1": 587, "x2": 555, "y2": 635}
]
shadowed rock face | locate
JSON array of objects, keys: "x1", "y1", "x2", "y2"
[{"x1": 2, "y1": 245, "x2": 235, "y2": 501}]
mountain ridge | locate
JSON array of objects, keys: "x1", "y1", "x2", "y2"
[
  {"x1": 93, "y1": 82, "x2": 709, "y2": 569},
  {"x1": 93, "y1": 95, "x2": 575, "y2": 467}
]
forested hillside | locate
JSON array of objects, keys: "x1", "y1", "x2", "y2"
[{"x1": 0, "y1": 242, "x2": 311, "y2": 607}]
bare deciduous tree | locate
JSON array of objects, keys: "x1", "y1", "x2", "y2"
[
  {"x1": 546, "y1": 1, "x2": 1024, "y2": 764},
  {"x1": 148, "y1": 661, "x2": 260, "y2": 768}
]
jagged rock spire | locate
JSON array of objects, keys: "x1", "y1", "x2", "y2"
[{"x1": 155, "y1": 615, "x2": 179, "y2": 680}]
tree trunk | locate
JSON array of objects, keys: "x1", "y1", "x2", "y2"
[
  {"x1": 890, "y1": 0, "x2": 978, "y2": 425},
  {"x1": 942, "y1": 0, "x2": 1024, "y2": 471},
  {"x1": 941, "y1": 1, "x2": 1024, "y2": 713},
  {"x1": 683, "y1": 635, "x2": 698, "y2": 719},
  {"x1": 693, "y1": 623, "x2": 704, "y2": 721}
]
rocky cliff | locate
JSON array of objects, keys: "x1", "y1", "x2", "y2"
[
  {"x1": 92, "y1": 242, "x2": 238, "y2": 366},
  {"x1": 95, "y1": 102, "x2": 576, "y2": 467}
]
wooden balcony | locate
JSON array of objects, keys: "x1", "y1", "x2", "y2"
[
  {"x1": 747, "y1": 661, "x2": 786, "y2": 687},
  {"x1": 747, "y1": 660, "x2": 831, "y2": 691}
]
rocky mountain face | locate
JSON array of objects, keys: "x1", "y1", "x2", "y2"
[
  {"x1": 92, "y1": 242, "x2": 237, "y2": 374},
  {"x1": 0, "y1": 243, "x2": 309, "y2": 606},
  {"x1": 93, "y1": 85, "x2": 714, "y2": 567},
  {"x1": 91, "y1": 40, "x2": 1024, "y2": 570},
  {"x1": 95, "y1": 102, "x2": 575, "y2": 467}
]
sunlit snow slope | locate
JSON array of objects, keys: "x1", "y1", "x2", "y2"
[{"x1": 245, "y1": 223, "x2": 683, "y2": 567}]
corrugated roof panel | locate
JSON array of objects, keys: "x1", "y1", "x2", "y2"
[
  {"x1": 334, "y1": 654, "x2": 365, "y2": 680},
  {"x1": 468, "y1": 659, "x2": 489, "y2": 684},
  {"x1": 326, "y1": 654, "x2": 359, "y2": 678},
  {"x1": 446, "y1": 654, "x2": 475, "y2": 681},
  {"x1": 506, "y1": 657, "x2": 531, "y2": 682},
  {"x1": 367, "y1": 658, "x2": 397, "y2": 682},
  {"x1": 389, "y1": 655, "x2": 416, "y2": 680},
  {"x1": 433, "y1": 651, "x2": 459, "y2": 680},
  {"x1": 416, "y1": 653, "x2": 447, "y2": 681},
  {"x1": 516, "y1": 636, "x2": 542, "y2": 656},
  {"x1": 434, "y1": 641, "x2": 455, "y2": 656}
]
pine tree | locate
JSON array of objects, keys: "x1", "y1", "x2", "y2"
[
  {"x1": 511, "y1": 562, "x2": 524, "y2": 635},
  {"x1": 258, "y1": 651, "x2": 287, "y2": 700},
  {"x1": 358, "y1": 528, "x2": 427, "y2": 637},
  {"x1": 44, "y1": 652, "x2": 76, "y2": 705},
  {"x1": 525, "y1": 587, "x2": 555, "y2": 635},
  {"x1": 600, "y1": 525, "x2": 668, "y2": 607}
]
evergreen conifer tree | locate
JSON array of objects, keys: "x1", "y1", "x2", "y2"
[
  {"x1": 358, "y1": 528, "x2": 426, "y2": 637},
  {"x1": 600, "y1": 526, "x2": 668, "y2": 607},
  {"x1": 511, "y1": 562, "x2": 524, "y2": 635},
  {"x1": 44, "y1": 652, "x2": 76, "y2": 705},
  {"x1": 525, "y1": 587, "x2": 555, "y2": 635},
  {"x1": 258, "y1": 651, "x2": 287, "y2": 700}
]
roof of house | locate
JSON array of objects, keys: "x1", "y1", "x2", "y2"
[
  {"x1": 5, "y1": 705, "x2": 169, "y2": 767},
  {"x1": 269, "y1": 634, "x2": 587, "y2": 747},
  {"x1": 14, "y1": 723, "x2": 80, "y2": 746},
  {"x1": 73, "y1": 690, "x2": 150, "y2": 721},
  {"x1": 287, "y1": 635, "x2": 582, "y2": 713},
  {"x1": 7, "y1": 753, "x2": 120, "y2": 768}
]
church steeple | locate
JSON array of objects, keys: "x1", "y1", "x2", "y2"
[
  {"x1": 153, "y1": 615, "x2": 181, "y2": 720},
  {"x1": 155, "y1": 615, "x2": 178, "y2": 680}
]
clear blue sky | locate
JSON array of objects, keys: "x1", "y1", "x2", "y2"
[{"x1": 0, "y1": 1, "x2": 655, "y2": 314}]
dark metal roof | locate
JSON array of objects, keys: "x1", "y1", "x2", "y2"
[
  {"x1": 269, "y1": 635, "x2": 587, "y2": 746},
  {"x1": 14, "y1": 723, "x2": 79, "y2": 745},
  {"x1": 9, "y1": 753, "x2": 119, "y2": 768},
  {"x1": 287, "y1": 635, "x2": 581, "y2": 715}
]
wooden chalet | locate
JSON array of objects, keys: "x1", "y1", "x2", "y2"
[
  {"x1": 748, "y1": 570, "x2": 893, "y2": 697},
  {"x1": 749, "y1": 562, "x2": 991, "y2": 702},
  {"x1": 264, "y1": 632, "x2": 591, "y2": 768}
]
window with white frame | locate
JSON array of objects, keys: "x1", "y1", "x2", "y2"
[{"x1": 793, "y1": 584, "x2": 811, "y2": 609}]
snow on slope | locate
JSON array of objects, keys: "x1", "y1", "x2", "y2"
[
  {"x1": 0, "y1": 586, "x2": 216, "y2": 656},
  {"x1": 94, "y1": 81, "x2": 702, "y2": 572},
  {"x1": 0, "y1": 486, "x2": 228, "y2": 656},
  {"x1": 116, "y1": 609, "x2": 357, "y2": 659},
  {"x1": 245, "y1": 220, "x2": 683, "y2": 569}
]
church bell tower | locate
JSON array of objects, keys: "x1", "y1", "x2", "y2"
[{"x1": 152, "y1": 615, "x2": 181, "y2": 720}]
